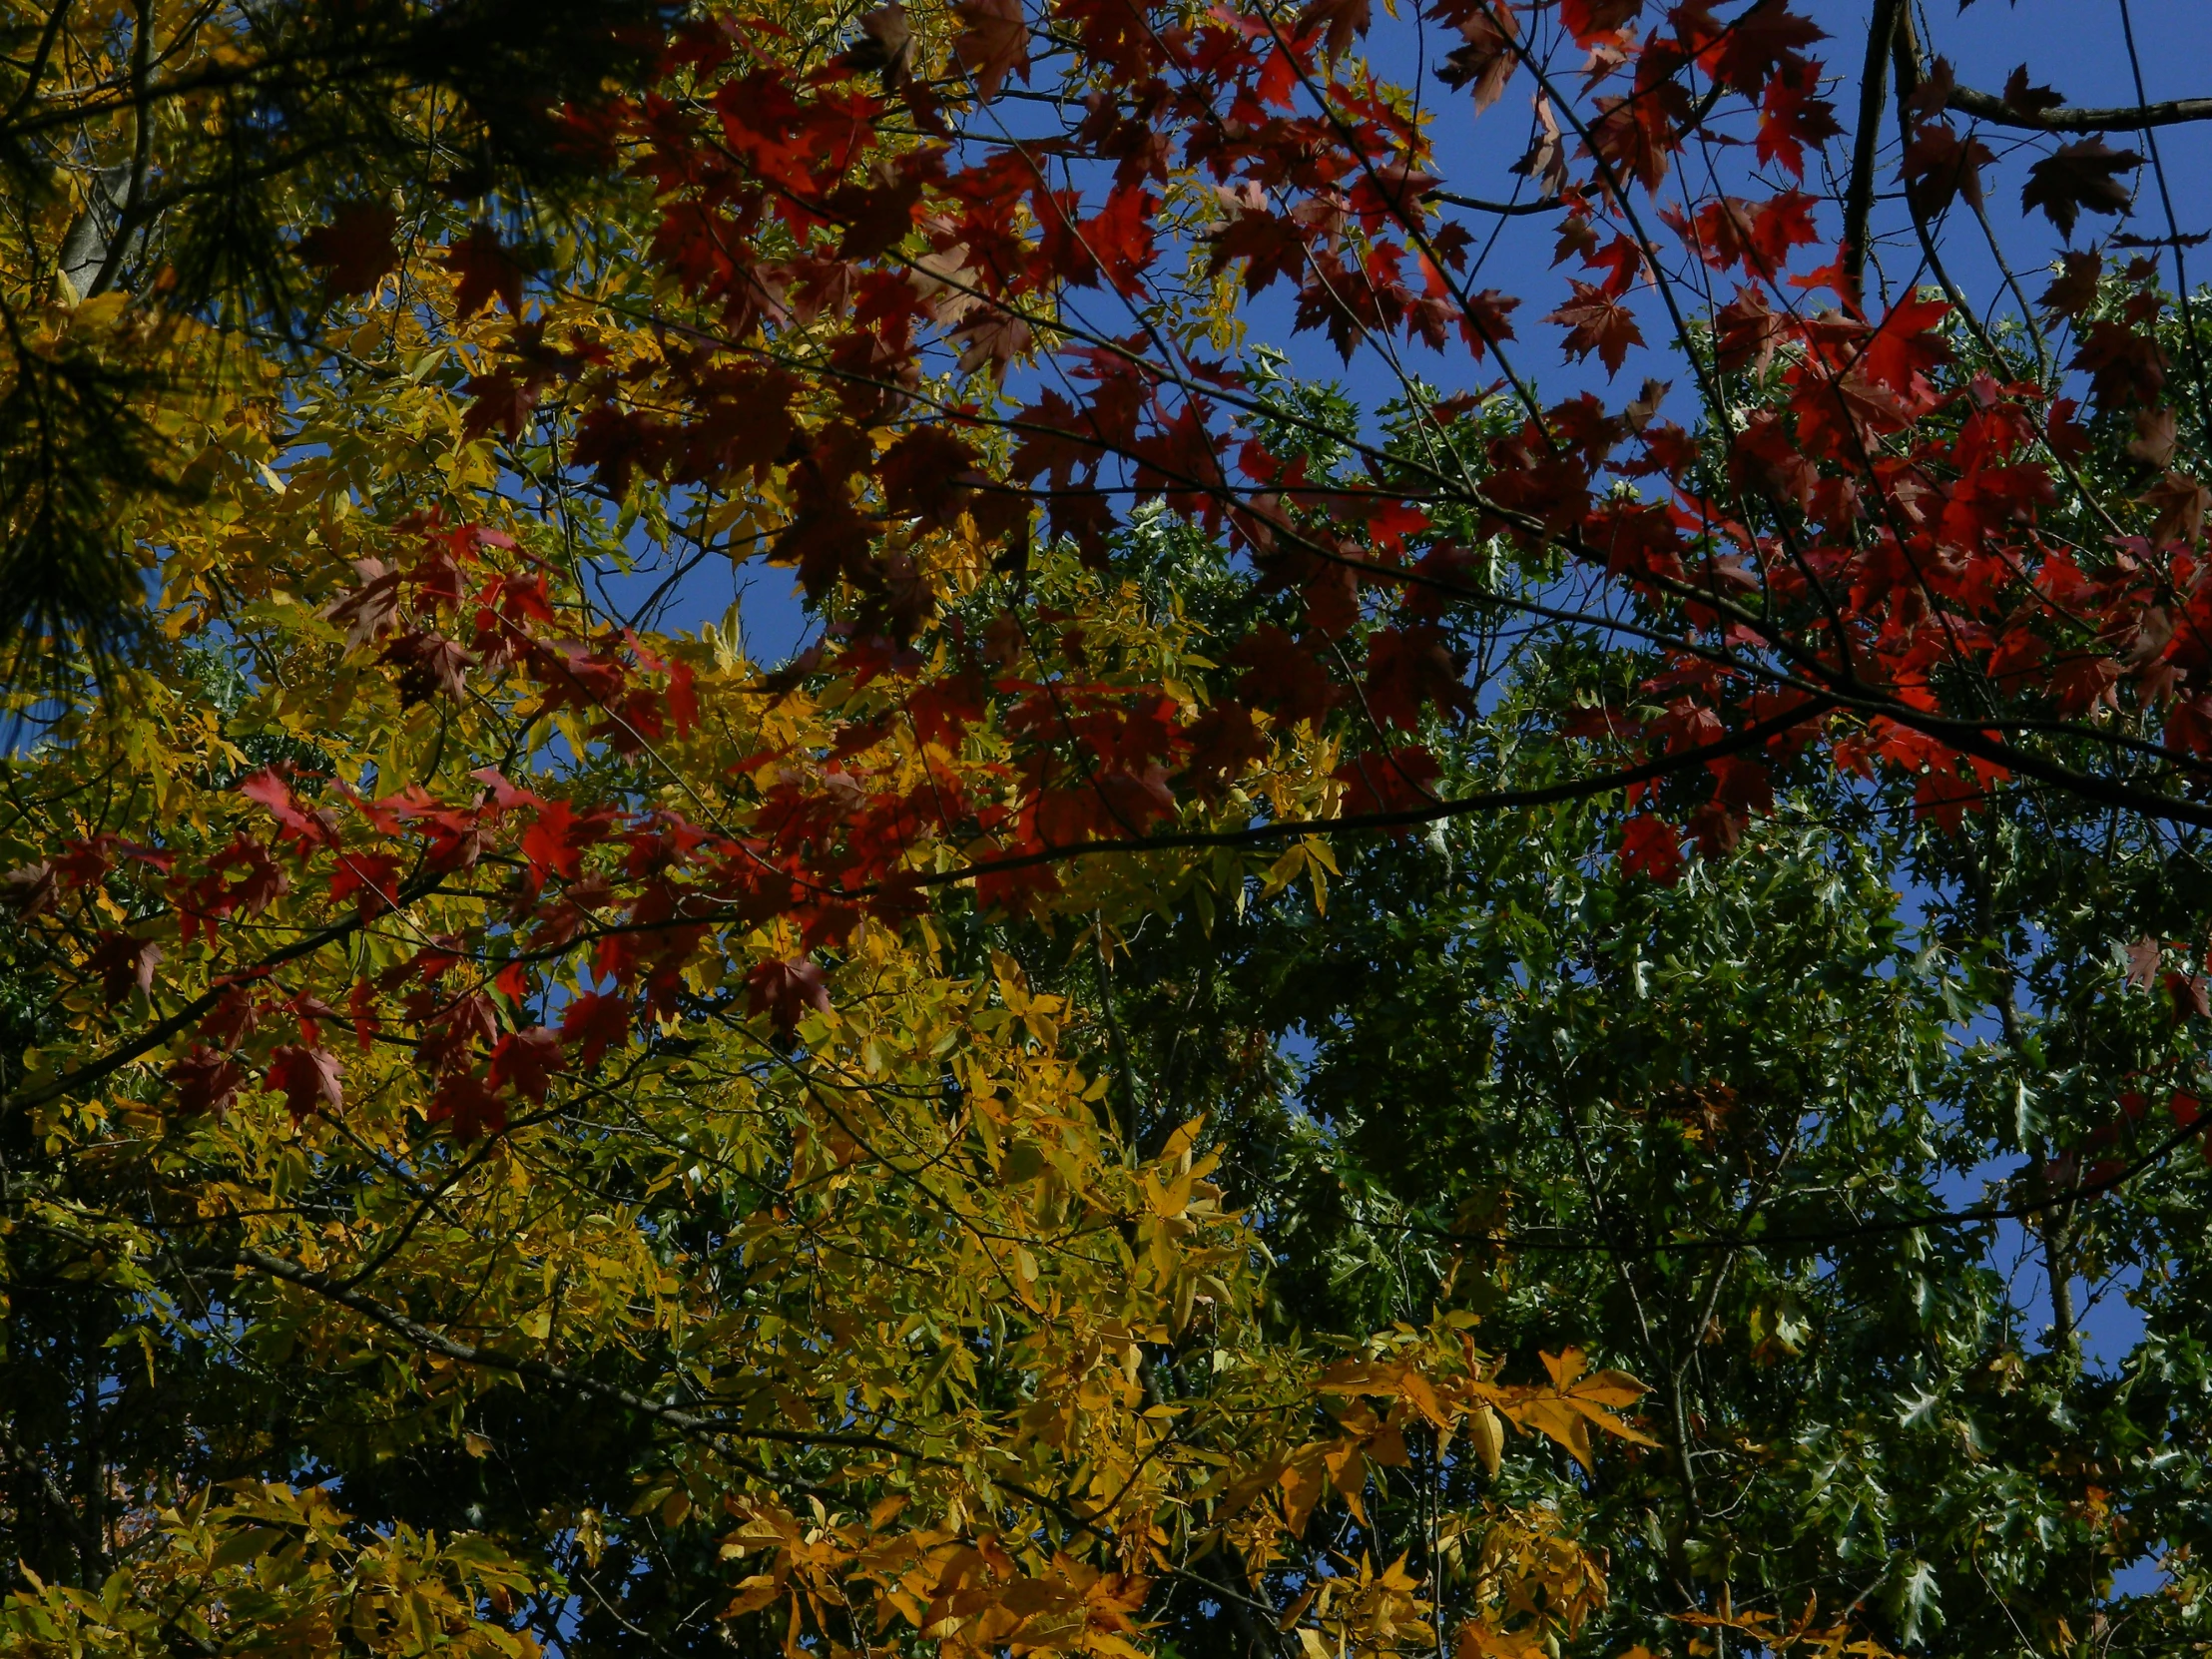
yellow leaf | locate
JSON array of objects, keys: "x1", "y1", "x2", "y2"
[
  {"x1": 1465, "y1": 1405, "x2": 1504, "y2": 1477},
  {"x1": 1398, "y1": 1370, "x2": 1451, "y2": 1429},
  {"x1": 721, "y1": 1573, "x2": 782, "y2": 1617}
]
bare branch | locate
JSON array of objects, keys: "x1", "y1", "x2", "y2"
[
  {"x1": 1841, "y1": 0, "x2": 1904, "y2": 307},
  {"x1": 1946, "y1": 83, "x2": 2212, "y2": 134}
]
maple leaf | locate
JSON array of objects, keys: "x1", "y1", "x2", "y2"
[
  {"x1": 86, "y1": 931, "x2": 162, "y2": 1005},
  {"x1": 521, "y1": 799, "x2": 601, "y2": 882},
  {"x1": 329, "y1": 851, "x2": 401, "y2": 920},
  {"x1": 1180, "y1": 702, "x2": 1268, "y2": 802},
  {"x1": 2170, "y1": 971, "x2": 2212, "y2": 1022},
  {"x1": 1335, "y1": 745, "x2": 1440, "y2": 818},
  {"x1": 1902, "y1": 120, "x2": 1993, "y2": 220},
  {"x1": 561, "y1": 990, "x2": 633, "y2": 1067},
  {"x1": 488, "y1": 1027, "x2": 564, "y2": 1102},
  {"x1": 2022, "y1": 138, "x2": 2142, "y2": 238},
  {"x1": 2130, "y1": 406, "x2": 2178, "y2": 467},
  {"x1": 240, "y1": 769, "x2": 335, "y2": 848},
  {"x1": 1706, "y1": 3, "x2": 1823, "y2": 94},
  {"x1": 1460, "y1": 286, "x2": 1521, "y2": 361},
  {"x1": 1757, "y1": 59, "x2": 1841, "y2": 180},
  {"x1": 321, "y1": 557, "x2": 402, "y2": 648},
  {"x1": 827, "y1": 171, "x2": 923, "y2": 260},
  {"x1": 846, "y1": 1, "x2": 913, "y2": 80},
  {"x1": 379, "y1": 629, "x2": 472, "y2": 704},
  {"x1": 2073, "y1": 317, "x2": 2168, "y2": 409},
  {"x1": 2142, "y1": 471, "x2": 2210, "y2": 546},
  {"x1": 1299, "y1": 0, "x2": 1371, "y2": 59},
  {"x1": 1547, "y1": 280, "x2": 1644, "y2": 375},
  {"x1": 572, "y1": 406, "x2": 670, "y2": 498},
  {"x1": 747, "y1": 957, "x2": 830, "y2": 1036},
  {"x1": 1231, "y1": 625, "x2": 1343, "y2": 730},
  {"x1": 446, "y1": 224, "x2": 530, "y2": 316},
  {"x1": 1206, "y1": 210, "x2": 1308, "y2": 298},
  {"x1": 169, "y1": 1046, "x2": 245, "y2": 1118},
  {"x1": 297, "y1": 205, "x2": 399, "y2": 296},
  {"x1": 1082, "y1": 187, "x2": 1156, "y2": 296},
  {"x1": 1363, "y1": 625, "x2": 1471, "y2": 730},
  {"x1": 1860, "y1": 295, "x2": 1951, "y2": 396},
  {"x1": 1, "y1": 860, "x2": 56, "y2": 916},
  {"x1": 954, "y1": 0, "x2": 1028, "y2": 99},
  {"x1": 1748, "y1": 190, "x2": 1820, "y2": 271},
  {"x1": 462, "y1": 369, "x2": 539, "y2": 441},
  {"x1": 1559, "y1": 0, "x2": 1638, "y2": 45},
  {"x1": 1588, "y1": 85, "x2": 1682, "y2": 193},
  {"x1": 1514, "y1": 94, "x2": 1568, "y2": 199},
  {"x1": 951, "y1": 307, "x2": 1033, "y2": 376},
  {"x1": 2002, "y1": 65, "x2": 2065, "y2": 118},
  {"x1": 1618, "y1": 814, "x2": 1684, "y2": 882},
  {"x1": 1435, "y1": 3, "x2": 1519, "y2": 113},
  {"x1": 217, "y1": 835, "x2": 289, "y2": 916},
  {"x1": 2038, "y1": 249, "x2": 2102, "y2": 318},
  {"x1": 267, "y1": 1043, "x2": 343, "y2": 1124},
  {"x1": 428, "y1": 1073, "x2": 506, "y2": 1142}
]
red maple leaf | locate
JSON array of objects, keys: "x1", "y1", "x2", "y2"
[
  {"x1": 1860, "y1": 296, "x2": 1951, "y2": 396},
  {"x1": 1335, "y1": 745, "x2": 1441, "y2": 819},
  {"x1": 1363, "y1": 625, "x2": 1471, "y2": 730},
  {"x1": 428, "y1": 1072, "x2": 506, "y2": 1142},
  {"x1": 1757, "y1": 60, "x2": 1841, "y2": 180},
  {"x1": 0, "y1": 860, "x2": 55, "y2": 916},
  {"x1": 446, "y1": 224, "x2": 530, "y2": 316},
  {"x1": 877, "y1": 426, "x2": 979, "y2": 527},
  {"x1": 487, "y1": 1027, "x2": 564, "y2": 1102},
  {"x1": 329, "y1": 851, "x2": 402, "y2": 919},
  {"x1": 561, "y1": 990, "x2": 633, "y2": 1067},
  {"x1": 1703, "y1": 3, "x2": 1824, "y2": 95},
  {"x1": 169, "y1": 1047, "x2": 245, "y2": 1118},
  {"x1": 1548, "y1": 280, "x2": 1645, "y2": 375},
  {"x1": 267, "y1": 1044, "x2": 343, "y2": 1124},
  {"x1": 1559, "y1": 0, "x2": 1638, "y2": 46},
  {"x1": 1902, "y1": 120, "x2": 1994, "y2": 220},
  {"x1": 1231, "y1": 625, "x2": 1343, "y2": 731},
  {"x1": 2022, "y1": 138, "x2": 2142, "y2": 239},
  {"x1": 1618, "y1": 814, "x2": 1684, "y2": 882},
  {"x1": 747, "y1": 957, "x2": 831, "y2": 1036},
  {"x1": 572, "y1": 406, "x2": 670, "y2": 497},
  {"x1": 379, "y1": 630, "x2": 473, "y2": 705},
  {"x1": 1459, "y1": 287, "x2": 1520, "y2": 360},
  {"x1": 1299, "y1": 0, "x2": 1372, "y2": 58},
  {"x1": 1180, "y1": 702, "x2": 1267, "y2": 802},
  {"x1": 240, "y1": 769, "x2": 335, "y2": 848},
  {"x1": 954, "y1": 0, "x2": 1029, "y2": 98},
  {"x1": 298, "y1": 205, "x2": 400, "y2": 296},
  {"x1": 521, "y1": 799, "x2": 603, "y2": 883},
  {"x1": 321, "y1": 557, "x2": 402, "y2": 649},
  {"x1": 86, "y1": 931, "x2": 162, "y2": 1005},
  {"x1": 1207, "y1": 211, "x2": 1308, "y2": 298},
  {"x1": 1436, "y1": 5, "x2": 1519, "y2": 114},
  {"x1": 1084, "y1": 187, "x2": 1157, "y2": 296},
  {"x1": 2072, "y1": 318, "x2": 2168, "y2": 410}
]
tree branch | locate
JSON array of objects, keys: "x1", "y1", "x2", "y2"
[
  {"x1": 1946, "y1": 83, "x2": 2212, "y2": 134},
  {"x1": 1841, "y1": 0, "x2": 1904, "y2": 308}
]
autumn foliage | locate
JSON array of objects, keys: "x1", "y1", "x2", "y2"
[{"x1": 4, "y1": 0, "x2": 2212, "y2": 1652}]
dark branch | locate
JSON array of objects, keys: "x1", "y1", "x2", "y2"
[
  {"x1": 1841, "y1": 0, "x2": 1904, "y2": 307},
  {"x1": 1946, "y1": 83, "x2": 2212, "y2": 133},
  {"x1": 1429, "y1": 188, "x2": 1561, "y2": 218}
]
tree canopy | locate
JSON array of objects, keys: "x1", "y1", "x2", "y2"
[{"x1": 5, "y1": 0, "x2": 2212, "y2": 1655}]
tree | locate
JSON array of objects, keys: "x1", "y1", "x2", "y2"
[
  {"x1": 0, "y1": 0, "x2": 677, "y2": 665},
  {"x1": 9, "y1": 0, "x2": 2212, "y2": 1654}
]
